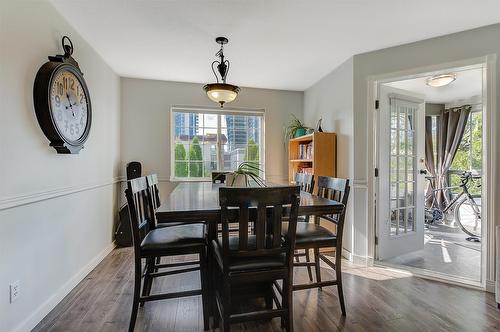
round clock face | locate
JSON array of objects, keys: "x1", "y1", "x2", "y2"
[{"x1": 49, "y1": 68, "x2": 90, "y2": 143}]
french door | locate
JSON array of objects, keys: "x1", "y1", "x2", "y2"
[{"x1": 376, "y1": 85, "x2": 426, "y2": 260}]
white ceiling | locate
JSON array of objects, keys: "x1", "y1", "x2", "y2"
[
  {"x1": 50, "y1": 0, "x2": 500, "y2": 91},
  {"x1": 385, "y1": 68, "x2": 483, "y2": 103}
]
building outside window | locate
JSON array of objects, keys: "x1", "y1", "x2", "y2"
[{"x1": 171, "y1": 107, "x2": 264, "y2": 181}]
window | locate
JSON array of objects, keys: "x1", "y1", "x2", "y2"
[
  {"x1": 170, "y1": 107, "x2": 264, "y2": 181},
  {"x1": 449, "y1": 110, "x2": 482, "y2": 195}
]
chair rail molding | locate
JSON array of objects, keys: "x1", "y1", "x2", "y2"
[{"x1": 0, "y1": 177, "x2": 122, "y2": 211}]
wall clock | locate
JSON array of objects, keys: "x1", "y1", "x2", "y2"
[{"x1": 33, "y1": 36, "x2": 92, "y2": 154}]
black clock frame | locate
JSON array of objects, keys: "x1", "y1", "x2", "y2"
[{"x1": 33, "y1": 37, "x2": 92, "y2": 154}]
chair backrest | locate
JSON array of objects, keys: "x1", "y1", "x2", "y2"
[
  {"x1": 212, "y1": 172, "x2": 229, "y2": 184},
  {"x1": 295, "y1": 173, "x2": 314, "y2": 194},
  {"x1": 316, "y1": 176, "x2": 350, "y2": 249},
  {"x1": 125, "y1": 177, "x2": 154, "y2": 253},
  {"x1": 218, "y1": 186, "x2": 300, "y2": 267},
  {"x1": 146, "y1": 174, "x2": 161, "y2": 212}
]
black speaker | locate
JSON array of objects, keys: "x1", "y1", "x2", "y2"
[
  {"x1": 126, "y1": 161, "x2": 142, "y2": 180},
  {"x1": 115, "y1": 204, "x2": 132, "y2": 247}
]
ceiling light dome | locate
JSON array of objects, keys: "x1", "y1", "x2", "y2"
[
  {"x1": 426, "y1": 73, "x2": 456, "y2": 87},
  {"x1": 203, "y1": 37, "x2": 240, "y2": 107}
]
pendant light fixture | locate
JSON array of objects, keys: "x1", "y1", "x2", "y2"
[{"x1": 203, "y1": 37, "x2": 240, "y2": 108}]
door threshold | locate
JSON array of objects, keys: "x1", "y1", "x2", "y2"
[{"x1": 373, "y1": 260, "x2": 485, "y2": 291}]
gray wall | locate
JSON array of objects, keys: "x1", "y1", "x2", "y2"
[
  {"x1": 304, "y1": 58, "x2": 354, "y2": 255},
  {"x1": 303, "y1": 23, "x2": 500, "y2": 281},
  {"x1": 425, "y1": 103, "x2": 444, "y2": 116},
  {"x1": 120, "y1": 78, "x2": 303, "y2": 196},
  {"x1": 351, "y1": 23, "x2": 499, "y2": 279},
  {"x1": 0, "y1": 1, "x2": 121, "y2": 331}
]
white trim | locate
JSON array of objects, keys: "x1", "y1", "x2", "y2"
[
  {"x1": 374, "y1": 260, "x2": 486, "y2": 291},
  {"x1": 352, "y1": 254, "x2": 374, "y2": 266},
  {"x1": 388, "y1": 93, "x2": 425, "y2": 104},
  {"x1": 486, "y1": 279, "x2": 496, "y2": 293},
  {"x1": 0, "y1": 177, "x2": 122, "y2": 211},
  {"x1": 171, "y1": 104, "x2": 265, "y2": 116},
  {"x1": 352, "y1": 180, "x2": 368, "y2": 189},
  {"x1": 14, "y1": 242, "x2": 116, "y2": 332},
  {"x1": 367, "y1": 55, "x2": 497, "y2": 289},
  {"x1": 342, "y1": 248, "x2": 353, "y2": 261}
]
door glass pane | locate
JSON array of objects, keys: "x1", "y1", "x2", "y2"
[
  {"x1": 391, "y1": 130, "x2": 398, "y2": 155},
  {"x1": 408, "y1": 208, "x2": 415, "y2": 232},
  {"x1": 389, "y1": 99, "x2": 418, "y2": 236},
  {"x1": 406, "y1": 131, "x2": 413, "y2": 155}
]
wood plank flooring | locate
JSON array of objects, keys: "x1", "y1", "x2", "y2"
[{"x1": 34, "y1": 247, "x2": 500, "y2": 332}]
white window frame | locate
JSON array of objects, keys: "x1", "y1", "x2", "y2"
[{"x1": 169, "y1": 105, "x2": 266, "y2": 182}]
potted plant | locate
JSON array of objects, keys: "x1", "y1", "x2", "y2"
[
  {"x1": 226, "y1": 162, "x2": 266, "y2": 187},
  {"x1": 285, "y1": 115, "x2": 311, "y2": 139}
]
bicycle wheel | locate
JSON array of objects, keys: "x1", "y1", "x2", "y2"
[{"x1": 454, "y1": 196, "x2": 481, "y2": 237}]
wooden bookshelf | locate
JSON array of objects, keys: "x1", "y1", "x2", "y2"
[
  {"x1": 288, "y1": 132, "x2": 337, "y2": 187},
  {"x1": 288, "y1": 132, "x2": 337, "y2": 253}
]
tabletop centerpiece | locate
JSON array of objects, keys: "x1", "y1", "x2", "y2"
[{"x1": 225, "y1": 162, "x2": 266, "y2": 187}]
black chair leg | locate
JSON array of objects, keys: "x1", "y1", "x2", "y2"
[
  {"x1": 283, "y1": 275, "x2": 293, "y2": 332},
  {"x1": 199, "y1": 250, "x2": 210, "y2": 331},
  {"x1": 265, "y1": 283, "x2": 273, "y2": 310},
  {"x1": 336, "y1": 255, "x2": 346, "y2": 316},
  {"x1": 305, "y1": 249, "x2": 313, "y2": 282},
  {"x1": 222, "y1": 277, "x2": 231, "y2": 332},
  {"x1": 129, "y1": 260, "x2": 142, "y2": 332},
  {"x1": 141, "y1": 258, "x2": 153, "y2": 307},
  {"x1": 155, "y1": 256, "x2": 161, "y2": 272},
  {"x1": 313, "y1": 248, "x2": 322, "y2": 289}
]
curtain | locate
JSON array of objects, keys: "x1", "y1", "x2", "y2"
[
  {"x1": 424, "y1": 116, "x2": 436, "y2": 207},
  {"x1": 435, "y1": 105, "x2": 471, "y2": 209}
]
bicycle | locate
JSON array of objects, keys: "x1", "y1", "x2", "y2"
[{"x1": 425, "y1": 171, "x2": 481, "y2": 240}]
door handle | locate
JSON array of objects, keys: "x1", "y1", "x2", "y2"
[{"x1": 419, "y1": 169, "x2": 428, "y2": 175}]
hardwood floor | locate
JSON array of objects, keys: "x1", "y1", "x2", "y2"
[{"x1": 34, "y1": 247, "x2": 500, "y2": 332}]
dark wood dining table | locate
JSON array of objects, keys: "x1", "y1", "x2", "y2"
[
  {"x1": 155, "y1": 181, "x2": 344, "y2": 319},
  {"x1": 155, "y1": 182, "x2": 344, "y2": 240}
]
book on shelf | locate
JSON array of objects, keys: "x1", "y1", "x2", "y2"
[{"x1": 297, "y1": 142, "x2": 313, "y2": 160}]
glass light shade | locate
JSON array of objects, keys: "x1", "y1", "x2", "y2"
[
  {"x1": 426, "y1": 74, "x2": 456, "y2": 87},
  {"x1": 203, "y1": 83, "x2": 240, "y2": 107}
]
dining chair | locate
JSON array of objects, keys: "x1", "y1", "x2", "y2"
[
  {"x1": 293, "y1": 172, "x2": 315, "y2": 282},
  {"x1": 212, "y1": 186, "x2": 300, "y2": 332},
  {"x1": 294, "y1": 172, "x2": 314, "y2": 194},
  {"x1": 146, "y1": 174, "x2": 193, "y2": 227},
  {"x1": 283, "y1": 176, "x2": 350, "y2": 316},
  {"x1": 146, "y1": 174, "x2": 190, "y2": 270},
  {"x1": 125, "y1": 177, "x2": 210, "y2": 331}
]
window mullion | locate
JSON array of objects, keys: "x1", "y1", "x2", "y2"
[{"x1": 217, "y1": 114, "x2": 222, "y2": 171}]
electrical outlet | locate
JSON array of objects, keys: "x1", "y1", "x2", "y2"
[{"x1": 10, "y1": 281, "x2": 20, "y2": 303}]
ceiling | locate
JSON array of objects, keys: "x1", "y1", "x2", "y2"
[
  {"x1": 385, "y1": 68, "x2": 482, "y2": 104},
  {"x1": 50, "y1": 0, "x2": 500, "y2": 91}
]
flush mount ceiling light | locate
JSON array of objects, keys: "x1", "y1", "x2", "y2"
[
  {"x1": 426, "y1": 73, "x2": 456, "y2": 87},
  {"x1": 203, "y1": 37, "x2": 240, "y2": 108}
]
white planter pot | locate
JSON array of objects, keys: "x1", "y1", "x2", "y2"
[{"x1": 225, "y1": 173, "x2": 249, "y2": 187}]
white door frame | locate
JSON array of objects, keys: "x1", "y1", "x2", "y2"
[{"x1": 366, "y1": 55, "x2": 497, "y2": 290}]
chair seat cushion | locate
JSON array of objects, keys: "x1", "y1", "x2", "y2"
[
  {"x1": 156, "y1": 221, "x2": 205, "y2": 228},
  {"x1": 141, "y1": 224, "x2": 206, "y2": 253},
  {"x1": 282, "y1": 221, "x2": 337, "y2": 247},
  {"x1": 212, "y1": 235, "x2": 286, "y2": 272},
  {"x1": 156, "y1": 222, "x2": 189, "y2": 227}
]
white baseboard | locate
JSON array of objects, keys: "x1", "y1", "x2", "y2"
[
  {"x1": 342, "y1": 248, "x2": 352, "y2": 261},
  {"x1": 486, "y1": 279, "x2": 495, "y2": 293},
  {"x1": 352, "y1": 254, "x2": 374, "y2": 266},
  {"x1": 14, "y1": 242, "x2": 116, "y2": 332}
]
